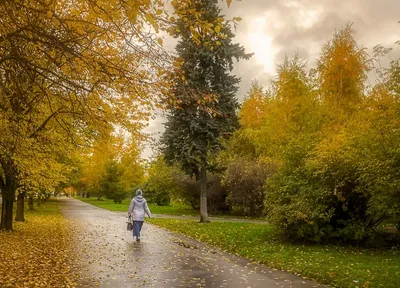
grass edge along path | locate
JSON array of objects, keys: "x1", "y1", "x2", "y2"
[
  {"x1": 147, "y1": 218, "x2": 400, "y2": 288},
  {"x1": 78, "y1": 197, "x2": 199, "y2": 216},
  {"x1": 0, "y1": 199, "x2": 77, "y2": 288},
  {"x1": 77, "y1": 197, "x2": 264, "y2": 220}
]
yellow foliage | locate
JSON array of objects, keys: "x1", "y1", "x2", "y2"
[
  {"x1": 0, "y1": 0, "x2": 174, "y2": 229},
  {"x1": 317, "y1": 25, "x2": 369, "y2": 116},
  {"x1": 240, "y1": 81, "x2": 269, "y2": 129},
  {"x1": 170, "y1": 0, "x2": 235, "y2": 49}
]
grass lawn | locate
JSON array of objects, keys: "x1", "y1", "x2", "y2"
[
  {"x1": 0, "y1": 199, "x2": 76, "y2": 288},
  {"x1": 78, "y1": 197, "x2": 199, "y2": 216},
  {"x1": 147, "y1": 218, "x2": 400, "y2": 288}
]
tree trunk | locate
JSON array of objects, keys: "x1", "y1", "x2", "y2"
[
  {"x1": 37, "y1": 195, "x2": 42, "y2": 207},
  {"x1": 15, "y1": 192, "x2": 25, "y2": 222},
  {"x1": 28, "y1": 196, "x2": 34, "y2": 211},
  {"x1": 199, "y1": 165, "x2": 209, "y2": 223},
  {"x1": 0, "y1": 161, "x2": 18, "y2": 230},
  {"x1": 0, "y1": 184, "x2": 16, "y2": 230}
]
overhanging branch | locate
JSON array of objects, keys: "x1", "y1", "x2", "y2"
[{"x1": 29, "y1": 108, "x2": 62, "y2": 138}]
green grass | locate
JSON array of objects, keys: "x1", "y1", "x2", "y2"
[
  {"x1": 148, "y1": 203, "x2": 198, "y2": 216},
  {"x1": 77, "y1": 197, "x2": 266, "y2": 219},
  {"x1": 147, "y1": 218, "x2": 400, "y2": 288},
  {"x1": 25, "y1": 199, "x2": 60, "y2": 215},
  {"x1": 78, "y1": 197, "x2": 199, "y2": 216},
  {"x1": 0, "y1": 198, "x2": 60, "y2": 217}
]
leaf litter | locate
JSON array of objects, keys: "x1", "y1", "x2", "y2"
[{"x1": 0, "y1": 201, "x2": 78, "y2": 288}]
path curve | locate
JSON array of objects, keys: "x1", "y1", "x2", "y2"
[{"x1": 60, "y1": 198, "x2": 325, "y2": 288}]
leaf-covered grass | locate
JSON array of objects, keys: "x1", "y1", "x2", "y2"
[
  {"x1": 148, "y1": 218, "x2": 400, "y2": 288},
  {"x1": 78, "y1": 197, "x2": 199, "y2": 215},
  {"x1": 0, "y1": 199, "x2": 76, "y2": 288}
]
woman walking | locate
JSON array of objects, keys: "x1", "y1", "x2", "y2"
[{"x1": 128, "y1": 189, "x2": 152, "y2": 242}]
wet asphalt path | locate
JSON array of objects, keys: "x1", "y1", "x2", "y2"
[{"x1": 60, "y1": 198, "x2": 325, "y2": 288}]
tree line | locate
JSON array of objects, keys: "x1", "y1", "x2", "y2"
[
  {"x1": 0, "y1": 0, "x2": 172, "y2": 230},
  {"x1": 2, "y1": 0, "x2": 398, "y2": 248},
  {"x1": 0, "y1": 0, "x2": 236, "y2": 231},
  {"x1": 148, "y1": 22, "x2": 400, "y2": 244}
]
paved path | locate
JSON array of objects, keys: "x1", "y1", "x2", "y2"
[{"x1": 60, "y1": 198, "x2": 325, "y2": 288}]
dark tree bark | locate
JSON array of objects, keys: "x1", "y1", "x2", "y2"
[
  {"x1": 199, "y1": 165, "x2": 209, "y2": 223},
  {"x1": 28, "y1": 195, "x2": 34, "y2": 211},
  {"x1": 15, "y1": 192, "x2": 25, "y2": 222},
  {"x1": 1, "y1": 187, "x2": 15, "y2": 230},
  {"x1": 0, "y1": 163, "x2": 18, "y2": 231}
]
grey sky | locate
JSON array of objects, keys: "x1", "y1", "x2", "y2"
[{"x1": 141, "y1": 0, "x2": 400, "y2": 159}]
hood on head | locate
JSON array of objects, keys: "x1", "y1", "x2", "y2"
[{"x1": 135, "y1": 195, "x2": 144, "y2": 202}]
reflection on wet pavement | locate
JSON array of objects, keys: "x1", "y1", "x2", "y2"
[{"x1": 60, "y1": 198, "x2": 325, "y2": 288}]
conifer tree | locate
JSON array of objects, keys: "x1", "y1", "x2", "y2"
[{"x1": 162, "y1": 0, "x2": 251, "y2": 222}]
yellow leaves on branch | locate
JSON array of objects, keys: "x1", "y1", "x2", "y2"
[
  {"x1": 170, "y1": 0, "x2": 242, "y2": 49},
  {"x1": 0, "y1": 200, "x2": 77, "y2": 288},
  {"x1": 0, "y1": 0, "x2": 173, "y2": 171},
  {"x1": 240, "y1": 81, "x2": 269, "y2": 129}
]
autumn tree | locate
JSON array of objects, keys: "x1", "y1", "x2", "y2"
[
  {"x1": 0, "y1": 0, "x2": 170, "y2": 230},
  {"x1": 144, "y1": 156, "x2": 179, "y2": 206},
  {"x1": 161, "y1": 0, "x2": 251, "y2": 222},
  {"x1": 100, "y1": 160, "x2": 126, "y2": 204},
  {"x1": 81, "y1": 127, "x2": 116, "y2": 199},
  {"x1": 14, "y1": 144, "x2": 70, "y2": 221},
  {"x1": 263, "y1": 27, "x2": 372, "y2": 242},
  {"x1": 79, "y1": 126, "x2": 144, "y2": 202},
  {"x1": 239, "y1": 81, "x2": 269, "y2": 130},
  {"x1": 119, "y1": 138, "x2": 145, "y2": 194},
  {"x1": 317, "y1": 24, "x2": 369, "y2": 118},
  {"x1": 353, "y1": 45, "x2": 400, "y2": 233}
]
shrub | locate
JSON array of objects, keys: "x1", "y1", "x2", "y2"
[
  {"x1": 224, "y1": 157, "x2": 277, "y2": 217},
  {"x1": 143, "y1": 157, "x2": 181, "y2": 206}
]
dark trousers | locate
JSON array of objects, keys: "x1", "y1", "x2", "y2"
[{"x1": 133, "y1": 221, "x2": 144, "y2": 238}]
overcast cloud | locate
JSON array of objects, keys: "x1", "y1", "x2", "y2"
[{"x1": 142, "y1": 0, "x2": 400, "y2": 159}]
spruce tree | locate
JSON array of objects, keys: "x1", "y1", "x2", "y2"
[{"x1": 162, "y1": 0, "x2": 252, "y2": 222}]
